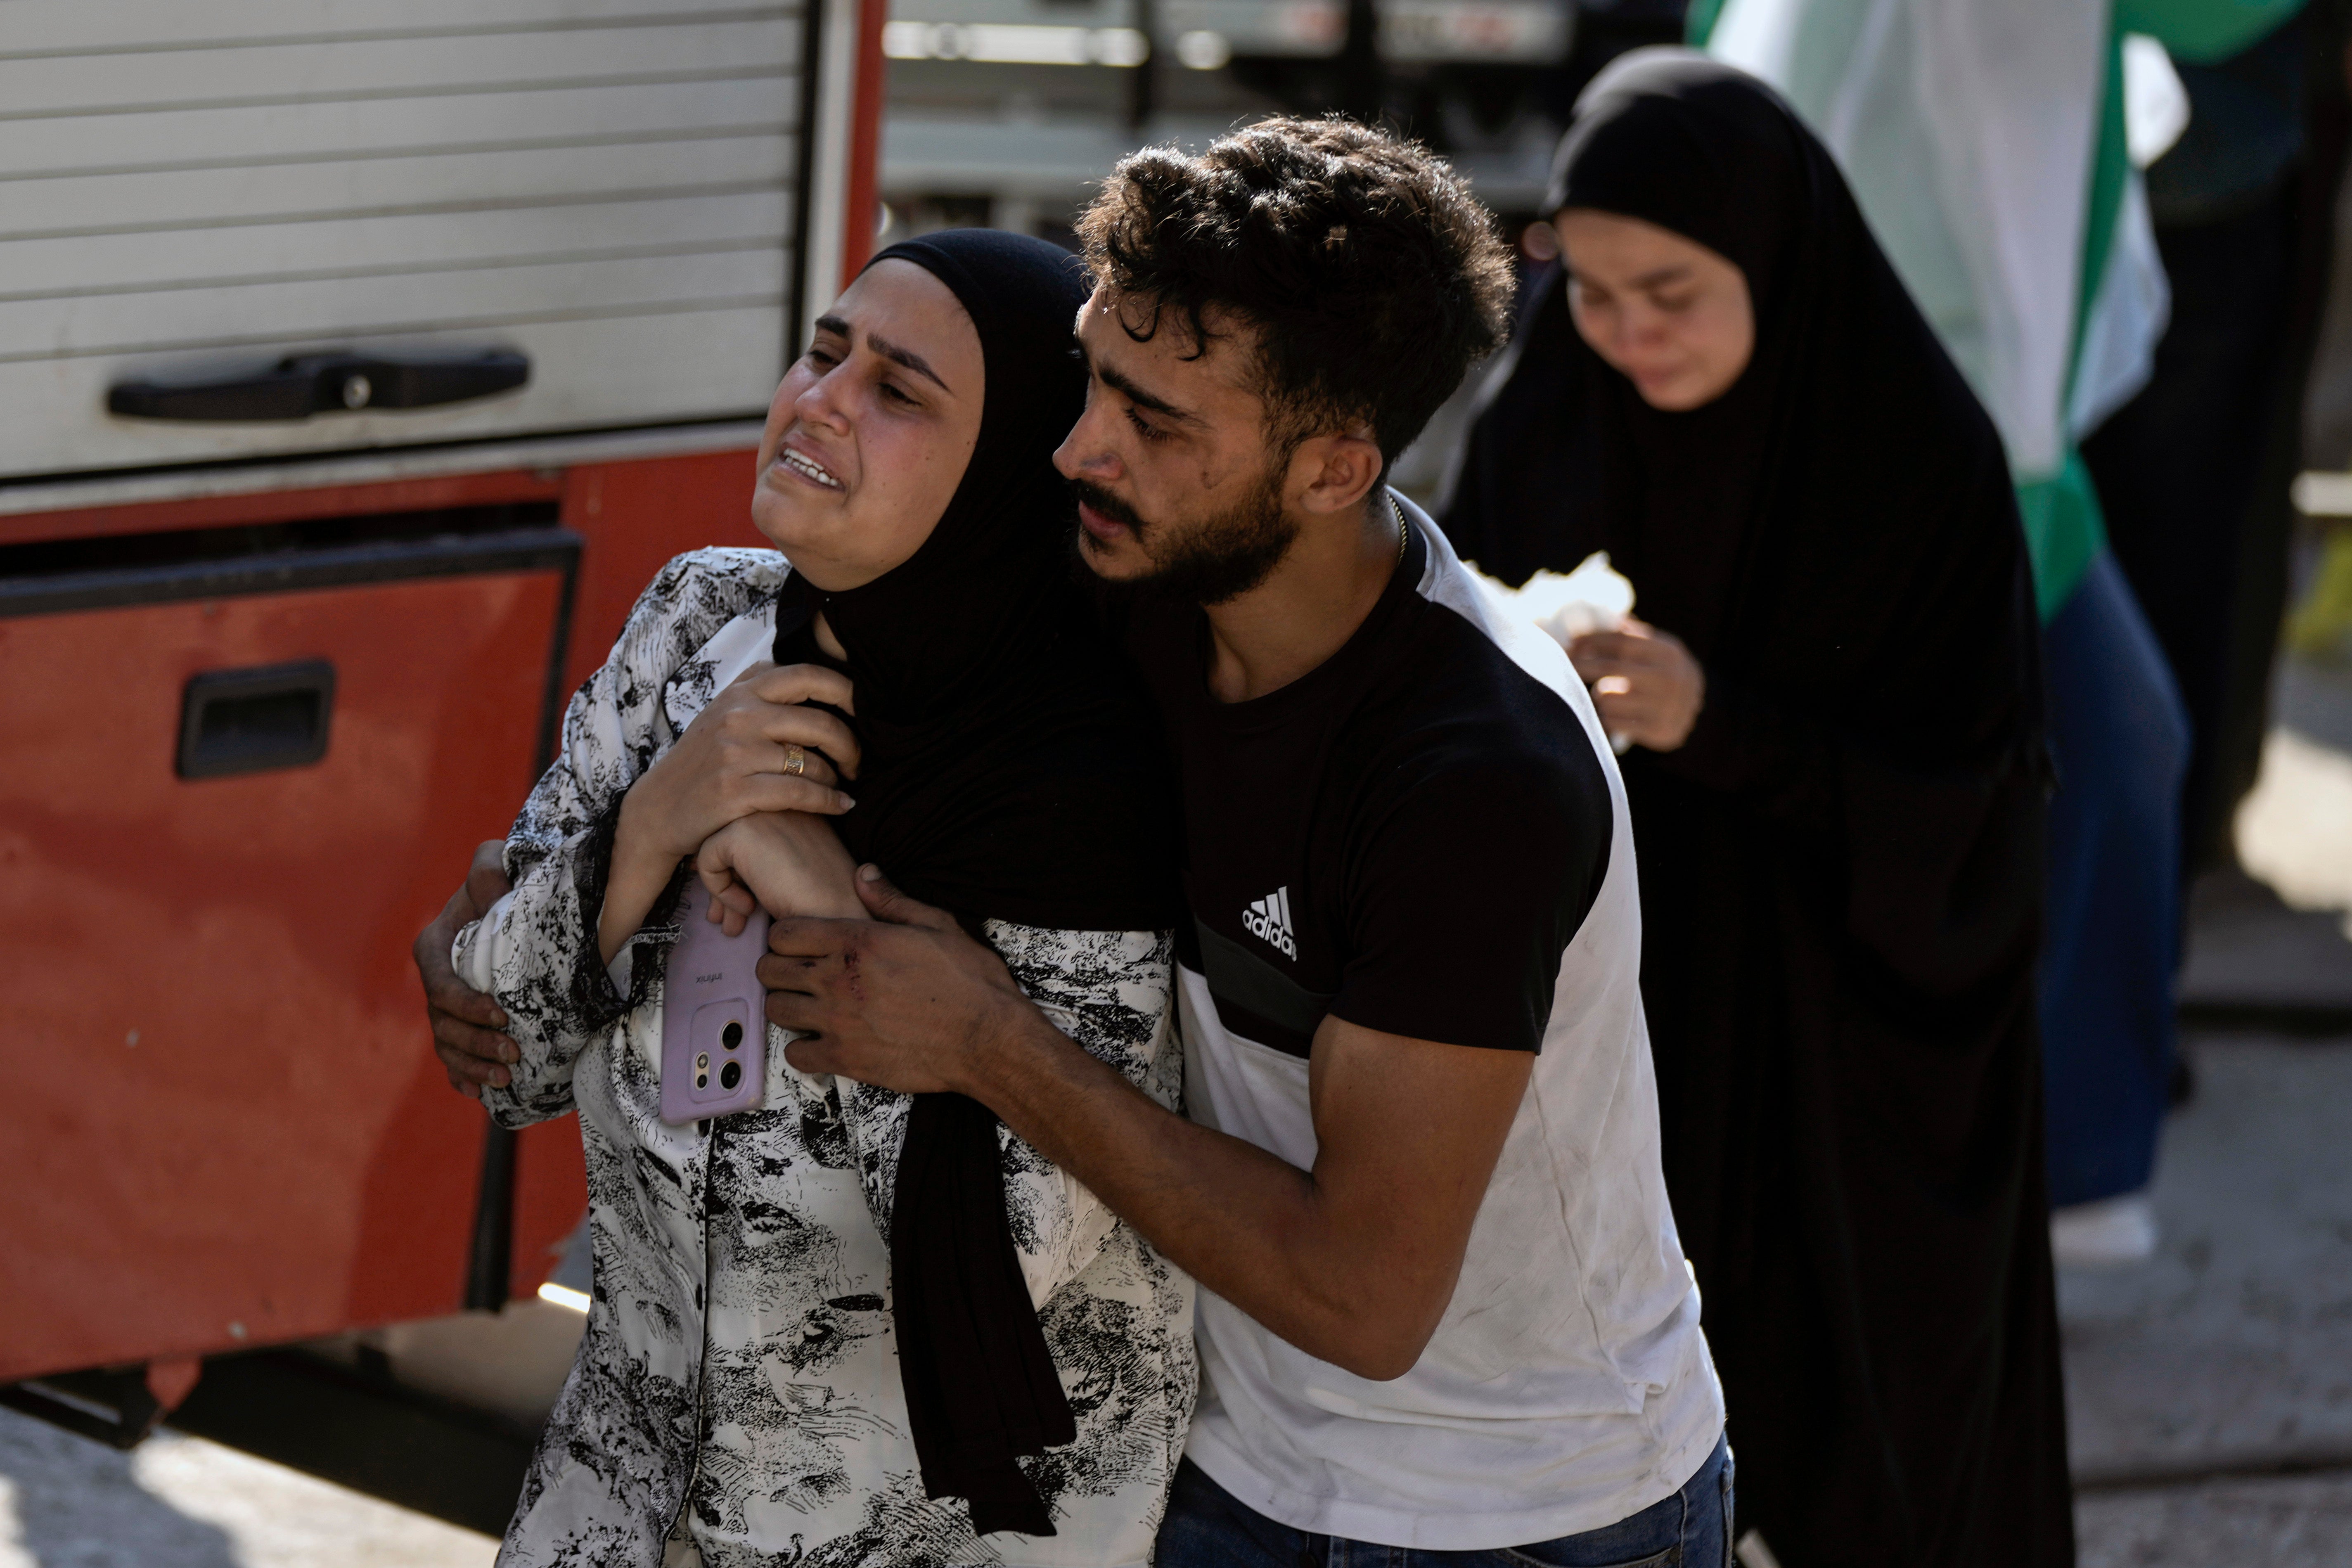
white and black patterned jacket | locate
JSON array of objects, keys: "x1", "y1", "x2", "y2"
[{"x1": 457, "y1": 549, "x2": 1195, "y2": 1568}]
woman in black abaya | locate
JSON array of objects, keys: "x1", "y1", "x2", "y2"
[{"x1": 1441, "y1": 53, "x2": 2073, "y2": 1567}]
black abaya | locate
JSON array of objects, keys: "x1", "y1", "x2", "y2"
[{"x1": 1442, "y1": 52, "x2": 2073, "y2": 1568}]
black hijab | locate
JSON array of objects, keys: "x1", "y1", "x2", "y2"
[
  {"x1": 772, "y1": 229, "x2": 1177, "y2": 1538},
  {"x1": 1442, "y1": 55, "x2": 2073, "y2": 1563},
  {"x1": 775, "y1": 227, "x2": 1179, "y2": 931}
]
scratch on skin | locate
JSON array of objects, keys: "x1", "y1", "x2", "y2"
[{"x1": 840, "y1": 947, "x2": 865, "y2": 1003}]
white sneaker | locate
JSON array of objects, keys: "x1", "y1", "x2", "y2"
[{"x1": 2051, "y1": 1193, "x2": 2159, "y2": 1268}]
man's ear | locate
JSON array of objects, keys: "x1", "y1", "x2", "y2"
[{"x1": 1288, "y1": 429, "x2": 1386, "y2": 517}]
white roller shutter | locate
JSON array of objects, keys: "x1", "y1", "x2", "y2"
[{"x1": 0, "y1": 0, "x2": 825, "y2": 479}]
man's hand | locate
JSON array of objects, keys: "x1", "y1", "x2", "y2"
[
  {"x1": 760, "y1": 867, "x2": 1032, "y2": 1092},
  {"x1": 764, "y1": 867, "x2": 1531, "y2": 1382},
  {"x1": 415, "y1": 839, "x2": 516, "y2": 1101},
  {"x1": 1568, "y1": 617, "x2": 1706, "y2": 751}
]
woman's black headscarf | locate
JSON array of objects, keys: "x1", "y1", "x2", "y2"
[
  {"x1": 771, "y1": 228, "x2": 1178, "y2": 1538},
  {"x1": 1442, "y1": 54, "x2": 2073, "y2": 1564},
  {"x1": 1443, "y1": 49, "x2": 2037, "y2": 768},
  {"x1": 777, "y1": 227, "x2": 1177, "y2": 930}
]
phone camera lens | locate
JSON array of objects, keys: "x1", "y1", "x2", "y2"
[
  {"x1": 722, "y1": 1021, "x2": 744, "y2": 1051},
  {"x1": 719, "y1": 1060, "x2": 743, "y2": 1091}
]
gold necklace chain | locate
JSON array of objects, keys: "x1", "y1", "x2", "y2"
[{"x1": 1390, "y1": 494, "x2": 1409, "y2": 566}]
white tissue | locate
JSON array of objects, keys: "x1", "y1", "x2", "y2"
[
  {"x1": 1495, "y1": 551, "x2": 1636, "y2": 646},
  {"x1": 1480, "y1": 552, "x2": 1639, "y2": 756}
]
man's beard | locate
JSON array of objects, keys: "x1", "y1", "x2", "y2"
[{"x1": 1068, "y1": 463, "x2": 1297, "y2": 607}]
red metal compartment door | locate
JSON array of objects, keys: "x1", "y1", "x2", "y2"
[{"x1": 0, "y1": 552, "x2": 568, "y2": 1383}]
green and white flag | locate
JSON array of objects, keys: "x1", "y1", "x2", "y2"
[{"x1": 1687, "y1": 0, "x2": 2285, "y2": 617}]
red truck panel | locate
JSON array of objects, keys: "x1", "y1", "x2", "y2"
[
  {"x1": 497, "y1": 445, "x2": 766, "y2": 1300},
  {"x1": 0, "y1": 569, "x2": 565, "y2": 1379},
  {"x1": 0, "y1": 442, "x2": 764, "y2": 1382},
  {"x1": 558, "y1": 448, "x2": 767, "y2": 694}
]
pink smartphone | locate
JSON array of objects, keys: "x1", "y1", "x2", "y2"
[{"x1": 659, "y1": 879, "x2": 771, "y2": 1125}]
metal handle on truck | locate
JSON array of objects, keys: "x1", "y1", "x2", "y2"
[
  {"x1": 108, "y1": 350, "x2": 530, "y2": 423},
  {"x1": 177, "y1": 661, "x2": 336, "y2": 779}
]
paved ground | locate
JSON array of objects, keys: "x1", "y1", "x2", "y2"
[
  {"x1": 2235, "y1": 653, "x2": 2352, "y2": 926},
  {"x1": 2079, "y1": 1471, "x2": 2352, "y2": 1568},
  {"x1": 2061, "y1": 1037, "x2": 2352, "y2": 1486},
  {"x1": 2068, "y1": 641, "x2": 2352, "y2": 1565},
  {"x1": 2064, "y1": 1034, "x2": 2352, "y2": 1565},
  {"x1": 0, "y1": 1405, "x2": 494, "y2": 1568}
]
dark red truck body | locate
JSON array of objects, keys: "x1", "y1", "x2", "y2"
[{"x1": 0, "y1": 0, "x2": 889, "y2": 1420}]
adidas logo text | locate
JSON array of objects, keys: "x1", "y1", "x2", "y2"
[{"x1": 1244, "y1": 886, "x2": 1298, "y2": 960}]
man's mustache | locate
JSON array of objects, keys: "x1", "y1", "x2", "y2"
[{"x1": 1067, "y1": 477, "x2": 1150, "y2": 537}]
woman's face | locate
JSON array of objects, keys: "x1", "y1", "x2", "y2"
[
  {"x1": 752, "y1": 259, "x2": 985, "y2": 591},
  {"x1": 1557, "y1": 208, "x2": 1754, "y2": 412}
]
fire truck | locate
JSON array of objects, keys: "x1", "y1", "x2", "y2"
[{"x1": 0, "y1": 0, "x2": 887, "y2": 1476}]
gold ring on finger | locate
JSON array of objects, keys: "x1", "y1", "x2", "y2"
[{"x1": 782, "y1": 744, "x2": 807, "y2": 777}]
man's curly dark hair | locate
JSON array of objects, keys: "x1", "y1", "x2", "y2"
[{"x1": 1076, "y1": 115, "x2": 1516, "y2": 469}]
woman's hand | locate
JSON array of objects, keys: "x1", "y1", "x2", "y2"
[
  {"x1": 698, "y1": 811, "x2": 864, "y2": 931},
  {"x1": 602, "y1": 662, "x2": 860, "y2": 964},
  {"x1": 1567, "y1": 618, "x2": 1706, "y2": 752},
  {"x1": 621, "y1": 662, "x2": 860, "y2": 861}
]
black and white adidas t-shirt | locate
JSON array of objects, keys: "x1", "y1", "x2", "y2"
[{"x1": 1125, "y1": 493, "x2": 1724, "y2": 1550}]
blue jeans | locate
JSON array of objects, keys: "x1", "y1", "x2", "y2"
[
  {"x1": 2038, "y1": 550, "x2": 2189, "y2": 1206},
  {"x1": 1157, "y1": 1433, "x2": 1733, "y2": 1568}
]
